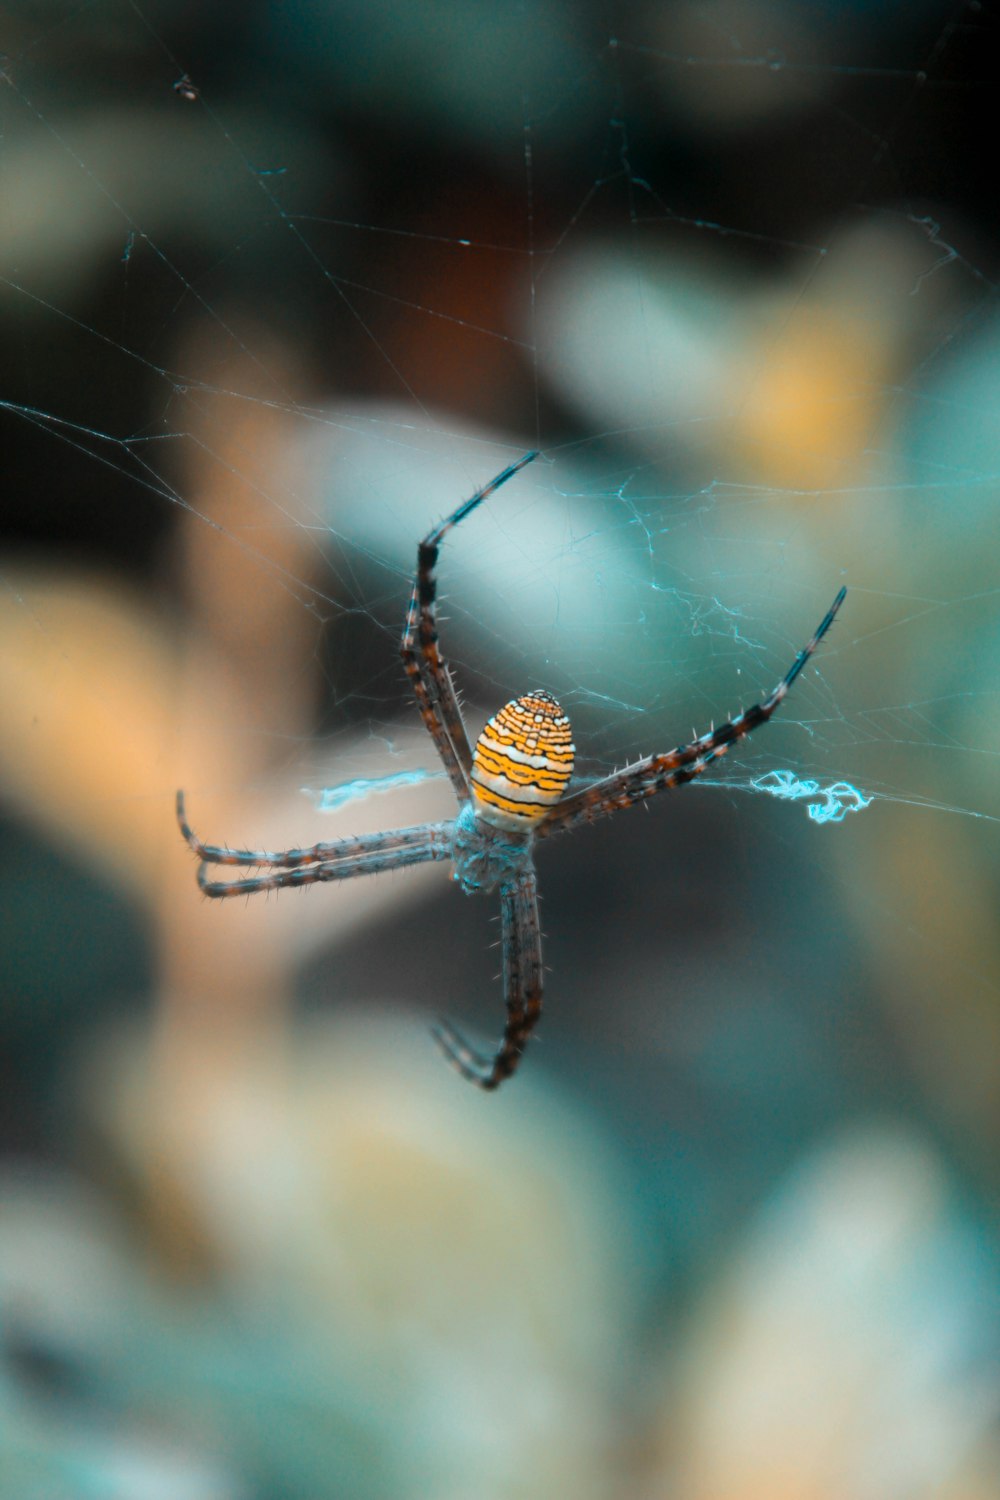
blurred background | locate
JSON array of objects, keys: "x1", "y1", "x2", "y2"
[{"x1": 2, "y1": 1, "x2": 999, "y2": 1496}]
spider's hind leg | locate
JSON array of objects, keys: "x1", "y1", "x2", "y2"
[
  {"x1": 431, "y1": 1020, "x2": 508, "y2": 1091},
  {"x1": 432, "y1": 869, "x2": 542, "y2": 1091},
  {"x1": 400, "y1": 450, "x2": 539, "y2": 802}
]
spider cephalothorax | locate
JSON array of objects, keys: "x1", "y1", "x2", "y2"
[{"x1": 179, "y1": 450, "x2": 845, "y2": 1089}]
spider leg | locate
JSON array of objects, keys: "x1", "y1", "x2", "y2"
[
  {"x1": 538, "y1": 586, "x2": 846, "y2": 838},
  {"x1": 432, "y1": 868, "x2": 541, "y2": 1090},
  {"x1": 195, "y1": 828, "x2": 452, "y2": 897},
  {"x1": 177, "y1": 790, "x2": 451, "y2": 870},
  {"x1": 401, "y1": 451, "x2": 539, "y2": 802}
]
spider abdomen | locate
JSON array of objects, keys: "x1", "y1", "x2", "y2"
[{"x1": 471, "y1": 690, "x2": 575, "y2": 831}]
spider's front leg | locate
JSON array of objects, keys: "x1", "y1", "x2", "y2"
[
  {"x1": 537, "y1": 586, "x2": 847, "y2": 837},
  {"x1": 177, "y1": 790, "x2": 453, "y2": 896},
  {"x1": 400, "y1": 451, "x2": 539, "y2": 803},
  {"x1": 432, "y1": 868, "x2": 542, "y2": 1090}
]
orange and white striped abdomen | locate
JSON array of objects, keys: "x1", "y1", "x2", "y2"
[{"x1": 471, "y1": 690, "x2": 575, "y2": 830}]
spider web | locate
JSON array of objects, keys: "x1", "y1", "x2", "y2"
[
  {"x1": 1, "y1": 8, "x2": 997, "y2": 992},
  {"x1": 2, "y1": 5, "x2": 1000, "y2": 1496},
  {"x1": 1, "y1": 2, "x2": 995, "y2": 846}
]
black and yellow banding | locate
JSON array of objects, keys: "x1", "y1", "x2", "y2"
[{"x1": 471, "y1": 689, "x2": 575, "y2": 829}]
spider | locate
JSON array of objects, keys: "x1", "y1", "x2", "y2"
[{"x1": 178, "y1": 450, "x2": 845, "y2": 1090}]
